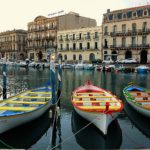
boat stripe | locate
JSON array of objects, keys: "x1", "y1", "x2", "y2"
[
  {"x1": 0, "y1": 106, "x2": 36, "y2": 111},
  {"x1": 5, "y1": 101, "x2": 47, "y2": 105}
]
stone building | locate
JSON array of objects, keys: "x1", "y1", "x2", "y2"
[
  {"x1": 57, "y1": 26, "x2": 102, "y2": 63},
  {"x1": 102, "y1": 5, "x2": 150, "y2": 63},
  {"x1": 27, "y1": 12, "x2": 97, "y2": 61},
  {"x1": 0, "y1": 29, "x2": 27, "y2": 60}
]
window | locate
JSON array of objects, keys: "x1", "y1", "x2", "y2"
[
  {"x1": 122, "y1": 38, "x2": 126, "y2": 47},
  {"x1": 94, "y1": 32, "x2": 98, "y2": 38},
  {"x1": 127, "y1": 11, "x2": 132, "y2": 18},
  {"x1": 60, "y1": 44, "x2": 63, "y2": 50},
  {"x1": 87, "y1": 32, "x2": 90, "y2": 39},
  {"x1": 73, "y1": 55, "x2": 76, "y2": 60},
  {"x1": 60, "y1": 35, "x2": 62, "y2": 40},
  {"x1": 137, "y1": 9, "x2": 143, "y2": 17},
  {"x1": 117, "y1": 13, "x2": 122, "y2": 20},
  {"x1": 113, "y1": 38, "x2": 116, "y2": 46},
  {"x1": 79, "y1": 54, "x2": 82, "y2": 60},
  {"x1": 131, "y1": 37, "x2": 136, "y2": 46},
  {"x1": 144, "y1": 11, "x2": 147, "y2": 15},
  {"x1": 95, "y1": 42, "x2": 98, "y2": 49},
  {"x1": 79, "y1": 33, "x2": 82, "y2": 40},
  {"x1": 73, "y1": 34, "x2": 75, "y2": 40},
  {"x1": 113, "y1": 25, "x2": 117, "y2": 33},
  {"x1": 87, "y1": 42, "x2": 90, "y2": 49},
  {"x1": 142, "y1": 22, "x2": 147, "y2": 32},
  {"x1": 133, "y1": 12, "x2": 136, "y2": 17},
  {"x1": 142, "y1": 36, "x2": 147, "y2": 45},
  {"x1": 73, "y1": 43, "x2": 76, "y2": 50},
  {"x1": 66, "y1": 44, "x2": 69, "y2": 50},
  {"x1": 104, "y1": 26, "x2": 108, "y2": 35},
  {"x1": 108, "y1": 14, "x2": 113, "y2": 21},
  {"x1": 132, "y1": 23, "x2": 136, "y2": 32},
  {"x1": 64, "y1": 55, "x2": 67, "y2": 60},
  {"x1": 79, "y1": 43, "x2": 82, "y2": 50},
  {"x1": 122, "y1": 24, "x2": 126, "y2": 33},
  {"x1": 66, "y1": 34, "x2": 69, "y2": 40},
  {"x1": 123, "y1": 14, "x2": 126, "y2": 19}
]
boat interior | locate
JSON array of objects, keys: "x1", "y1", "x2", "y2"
[
  {"x1": 72, "y1": 92, "x2": 122, "y2": 111},
  {"x1": 0, "y1": 89, "x2": 51, "y2": 116}
]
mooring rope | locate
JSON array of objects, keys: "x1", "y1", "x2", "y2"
[{"x1": 47, "y1": 109, "x2": 111, "y2": 150}]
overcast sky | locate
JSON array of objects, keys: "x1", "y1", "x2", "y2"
[{"x1": 0, "y1": 0, "x2": 149, "y2": 31}]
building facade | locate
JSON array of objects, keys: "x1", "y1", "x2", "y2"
[
  {"x1": 27, "y1": 16, "x2": 57, "y2": 61},
  {"x1": 57, "y1": 26, "x2": 102, "y2": 63},
  {"x1": 27, "y1": 12, "x2": 97, "y2": 61},
  {"x1": 102, "y1": 5, "x2": 150, "y2": 63},
  {"x1": 0, "y1": 30, "x2": 27, "y2": 60}
]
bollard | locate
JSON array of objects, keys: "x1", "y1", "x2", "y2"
[{"x1": 2, "y1": 63, "x2": 7, "y2": 99}]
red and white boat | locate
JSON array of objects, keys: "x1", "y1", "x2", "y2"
[{"x1": 71, "y1": 81, "x2": 123, "y2": 135}]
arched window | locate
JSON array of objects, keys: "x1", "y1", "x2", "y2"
[
  {"x1": 89, "y1": 53, "x2": 95, "y2": 61},
  {"x1": 79, "y1": 54, "x2": 82, "y2": 60},
  {"x1": 64, "y1": 55, "x2": 67, "y2": 60},
  {"x1": 73, "y1": 54, "x2": 76, "y2": 60},
  {"x1": 58, "y1": 54, "x2": 62, "y2": 61}
]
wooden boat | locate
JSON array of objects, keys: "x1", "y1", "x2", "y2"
[
  {"x1": 71, "y1": 81, "x2": 123, "y2": 135},
  {"x1": 0, "y1": 86, "x2": 52, "y2": 134},
  {"x1": 123, "y1": 84, "x2": 150, "y2": 118}
]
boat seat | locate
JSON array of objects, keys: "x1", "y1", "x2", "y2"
[
  {"x1": 16, "y1": 96, "x2": 51, "y2": 99},
  {"x1": 5, "y1": 100, "x2": 47, "y2": 105},
  {"x1": 73, "y1": 96, "x2": 112, "y2": 98},
  {"x1": 28, "y1": 91, "x2": 51, "y2": 94},
  {"x1": 73, "y1": 100, "x2": 118, "y2": 103},
  {"x1": 79, "y1": 106, "x2": 120, "y2": 110},
  {"x1": 0, "y1": 106, "x2": 36, "y2": 111}
]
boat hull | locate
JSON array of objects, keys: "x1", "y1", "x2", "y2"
[
  {"x1": 74, "y1": 107, "x2": 119, "y2": 135},
  {"x1": 126, "y1": 100, "x2": 150, "y2": 118},
  {"x1": 0, "y1": 102, "x2": 51, "y2": 134}
]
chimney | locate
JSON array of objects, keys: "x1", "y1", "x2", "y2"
[{"x1": 107, "y1": 9, "x2": 110, "y2": 13}]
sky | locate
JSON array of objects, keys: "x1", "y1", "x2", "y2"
[{"x1": 0, "y1": 0, "x2": 149, "y2": 31}]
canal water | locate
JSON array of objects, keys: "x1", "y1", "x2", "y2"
[{"x1": 0, "y1": 67, "x2": 150, "y2": 150}]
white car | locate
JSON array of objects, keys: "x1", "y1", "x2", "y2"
[
  {"x1": 116, "y1": 58, "x2": 138, "y2": 64},
  {"x1": 102, "y1": 59, "x2": 114, "y2": 64}
]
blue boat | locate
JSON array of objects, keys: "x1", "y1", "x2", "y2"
[{"x1": 136, "y1": 65, "x2": 149, "y2": 73}]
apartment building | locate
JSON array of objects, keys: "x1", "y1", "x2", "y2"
[
  {"x1": 27, "y1": 12, "x2": 97, "y2": 61},
  {"x1": 102, "y1": 5, "x2": 150, "y2": 63},
  {"x1": 57, "y1": 26, "x2": 102, "y2": 63},
  {"x1": 0, "y1": 30, "x2": 27, "y2": 60}
]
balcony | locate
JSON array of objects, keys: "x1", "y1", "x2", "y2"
[
  {"x1": 110, "y1": 44, "x2": 150, "y2": 50},
  {"x1": 110, "y1": 29, "x2": 150, "y2": 37}
]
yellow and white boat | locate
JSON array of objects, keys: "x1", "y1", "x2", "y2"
[
  {"x1": 71, "y1": 81, "x2": 123, "y2": 135},
  {"x1": 0, "y1": 86, "x2": 51, "y2": 134}
]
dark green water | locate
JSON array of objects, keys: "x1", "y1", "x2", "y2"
[{"x1": 0, "y1": 67, "x2": 150, "y2": 150}]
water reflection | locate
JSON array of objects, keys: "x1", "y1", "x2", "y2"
[
  {"x1": 124, "y1": 101, "x2": 150, "y2": 138},
  {"x1": 71, "y1": 110, "x2": 122, "y2": 150},
  {"x1": 0, "y1": 111, "x2": 51, "y2": 149}
]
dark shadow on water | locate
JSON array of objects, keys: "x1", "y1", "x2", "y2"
[
  {"x1": 0, "y1": 110, "x2": 52, "y2": 149},
  {"x1": 71, "y1": 110, "x2": 122, "y2": 150},
  {"x1": 124, "y1": 101, "x2": 150, "y2": 138}
]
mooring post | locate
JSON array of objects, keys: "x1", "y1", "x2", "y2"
[
  {"x1": 57, "y1": 60, "x2": 62, "y2": 107},
  {"x1": 50, "y1": 58, "x2": 56, "y2": 105},
  {"x1": 2, "y1": 63, "x2": 7, "y2": 99}
]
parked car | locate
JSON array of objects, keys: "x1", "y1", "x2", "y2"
[
  {"x1": 116, "y1": 58, "x2": 138, "y2": 64},
  {"x1": 102, "y1": 59, "x2": 114, "y2": 64}
]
